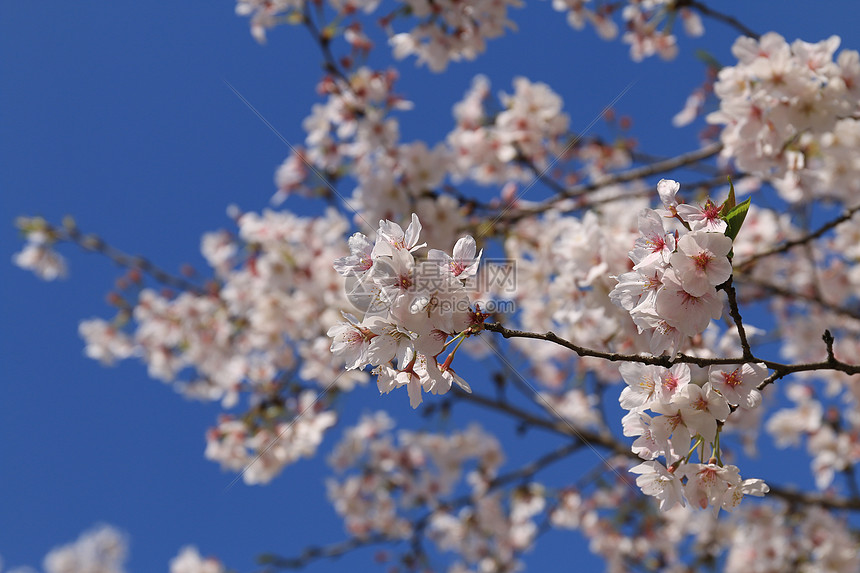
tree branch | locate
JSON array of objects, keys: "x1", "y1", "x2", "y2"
[
  {"x1": 500, "y1": 142, "x2": 723, "y2": 221},
  {"x1": 721, "y1": 277, "x2": 754, "y2": 360},
  {"x1": 679, "y1": 0, "x2": 760, "y2": 39},
  {"x1": 42, "y1": 221, "x2": 209, "y2": 295},
  {"x1": 483, "y1": 322, "x2": 860, "y2": 377},
  {"x1": 257, "y1": 533, "x2": 393, "y2": 570},
  {"x1": 738, "y1": 277, "x2": 860, "y2": 321},
  {"x1": 734, "y1": 204, "x2": 860, "y2": 272}
]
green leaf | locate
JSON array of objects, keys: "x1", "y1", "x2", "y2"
[
  {"x1": 720, "y1": 176, "x2": 736, "y2": 216},
  {"x1": 724, "y1": 197, "x2": 751, "y2": 242}
]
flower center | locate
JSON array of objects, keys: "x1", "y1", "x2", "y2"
[
  {"x1": 722, "y1": 368, "x2": 743, "y2": 387},
  {"x1": 692, "y1": 251, "x2": 714, "y2": 272}
]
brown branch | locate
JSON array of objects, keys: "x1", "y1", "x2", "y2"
[
  {"x1": 739, "y1": 277, "x2": 860, "y2": 322},
  {"x1": 483, "y1": 322, "x2": 750, "y2": 368},
  {"x1": 766, "y1": 485, "x2": 860, "y2": 511},
  {"x1": 500, "y1": 142, "x2": 723, "y2": 222},
  {"x1": 259, "y1": 437, "x2": 584, "y2": 570},
  {"x1": 721, "y1": 277, "x2": 754, "y2": 360},
  {"x1": 257, "y1": 533, "x2": 392, "y2": 570},
  {"x1": 483, "y1": 321, "x2": 860, "y2": 378},
  {"x1": 47, "y1": 222, "x2": 208, "y2": 295},
  {"x1": 679, "y1": 0, "x2": 760, "y2": 40}
]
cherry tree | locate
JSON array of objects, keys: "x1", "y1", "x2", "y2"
[{"x1": 10, "y1": 1, "x2": 860, "y2": 571}]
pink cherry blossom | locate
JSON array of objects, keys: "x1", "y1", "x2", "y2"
[
  {"x1": 709, "y1": 363, "x2": 767, "y2": 409},
  {"x1": 655, "y1": 268, "x2": 724, "y2": 337},
  {"x1": 676, "y1": 200, "x2": 729, "y2": 233},
  {"x1": 670, "y1": 231, "x2": 733, "y2": 296}
]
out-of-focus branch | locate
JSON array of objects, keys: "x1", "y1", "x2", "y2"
[
  {"x1": 738, "y1": 277, "x2": 860, "y2": 321},
  {"x1": 453, "y1": 387, "x2": 633, "y2": 457},
  {"x1": 38, "y1": 221, "x2": 208, "y2": 295},
  {"x1": 502, "y1": 142, "x2": 723, "y2": 221},
  {"x1": 259, "y1": 439, "x2": 585, "y2": 570},
  {"x1": 678, "y1": 0, "x2": 760, "y2": 39},
  {"x1": 766, "y1": 484, "x2": 860, "y2": 511},
  {"x1": 734, "y1": 204, "x2": 860, "y2": 272},
  {"x1": 257, "y1": 533, "x2": 392, "y2": 571}
]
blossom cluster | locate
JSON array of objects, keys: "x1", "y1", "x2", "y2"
[
  {"x1": 12, "y1": 217, "x2": 67, "y2": 281},
  {"x1": 205, "y1": 390, "x2": 337, "y2": 485},
  {"x1": 0, "y1": 524, "x2": 226, "y2": 573},
  {"x1": 610, "y1": 179, "x2": 738, "y2": 355},
  {"x1": 502, "y1": 197, "x2": 650, "y2": 386},
  {"x1": 237, "y1": 0, "x2": 710, "y2": 67},
  {"x1": 766, "y1": 383, "x2": 860, "y2": 491},
  {"x1": 550, "y1": 0, "x2": 705, "y2": 61},
  {"x1": 389, "y1": 0, "x2": 522, "y2": 72},
  {"x1": 708, "y1": 33, "x2": 860, "y2": 202},
  {"x1": 39, "y1": 525, "x2": 127, "y2": 573},
  {"x1": 327, "y1": 412, "x2": 505, "y2": 519},
  {"x1": 427, "y1": 485, "x2": 545, "y2": 573},
  {"x1": 329, "y1": 214, "x2": 482, "y2": 408},
  {"x1": 620, "y1": 360, "x2": 770, "y2": 513},
  {"x1": 447, "y1": 75, "x2": 571, "y2": 185},
  {"x1": 722, "y1": 504, "x2": 860, "y2": 573},
  {"x1": 16, "y1": 209, "x2": 363, "y2": 484},
  {"x1": 285, "y1": 71, "x2": 575, "y2": 246},
  {"x1": 277, "y1": 66, "x2": 473, "y2": 250},
  {"x1": 327, "y1": 412, "x2": 550, "y2": 573}
]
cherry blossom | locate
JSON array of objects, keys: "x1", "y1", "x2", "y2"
[
  {"x1": 15, "y1": 2, "x2": 860, "y2": 570},
  {"x1": 654, "y1": 268, "x2": 724, "y2": 337},
  {"x1": 708, "y1": 363, "x2": 767, "y2": 409},
  {"x1": 330, "y1": 214, "x2": 481, "y2": 408},
  {"x1": 630, "y1": 461, "x2": 685, "y2": 511},
  {"x1": 42, "y1": 525, "x2": 127, "y2": 573},
  {"x1": 670, "y1": 231, "x2": 733, "y2": 296},
  {"x1": 170, "y1": 547, "x2": 225, "y2": 573}
]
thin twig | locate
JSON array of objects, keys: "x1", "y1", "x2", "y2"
[
  {"x1": 680, "y1": 0, "x2": 760, "y2": 39},
  {"x1": 257, "y1": 533, "x2": 392, "y2": 570},
  {"x1": 260, "y1": 438, "x2": 584, "y2": 570},
  {"x1": 734, "y1": 204, "x2": 860, "y2": 272},
  {"x1": 722, "y1": 277, "x2": 754, "y2": 360},
  {"x1": 501, "y1": 142, "x2": 723, "y2": 221},
  {"x1": 59, "y1": 224, "x2": 207, "y2": 295},
  {"x1": 739, "y1": 277, "x2": 860, "y2": 321},
  {"x1": 483, "y1": 322, "x2": 860, "y2": 377}
]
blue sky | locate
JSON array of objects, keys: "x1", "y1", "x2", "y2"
[{"x1": 3, "y1": 1, "x2": 860, "y2": 571}]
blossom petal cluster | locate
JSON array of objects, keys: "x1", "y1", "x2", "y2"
[
  {"x1": 389, "y1": 0, "x2": 522, "y2": 72},
  {"x1": 447, "y1": 76, "x2": 571, "y2": 185},
  {"x1": 41, "y1": 525, "x2": 127, "y2": 573},
  {"x1": 708, "y1": 33, "x2": 860, "y2": 202},
  {"x1": 12, "y1": 218, "x2": 68, "y2": 281},
  {"x1": 610, "y1": 179, "x2": 734, "y2": 354},
  {"x1": 549, "y1": 0, "x2": 704, "y2": 61},
  {"x1": 330, "y1": 214, "x2": 481, "y2": 407},
  {"x1": 170, "y1": 546, "x2": 226, "y2": 573},
  {"x1": 0, "y1": 524, "x2": 228, "y2": 573},
  {"x1": 620, "y1": 360, "x2": 769, "y2": 514},
  {"x1": 205, "y1": 390, "x2": 337, "y2": 485},
  {"x1": 327, "y1": 412, "x2": 505, "y2": 540}
]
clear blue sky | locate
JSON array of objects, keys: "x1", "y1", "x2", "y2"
[{"x1": 3, "y1": 2, "x2": 860, "y2": 571}]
